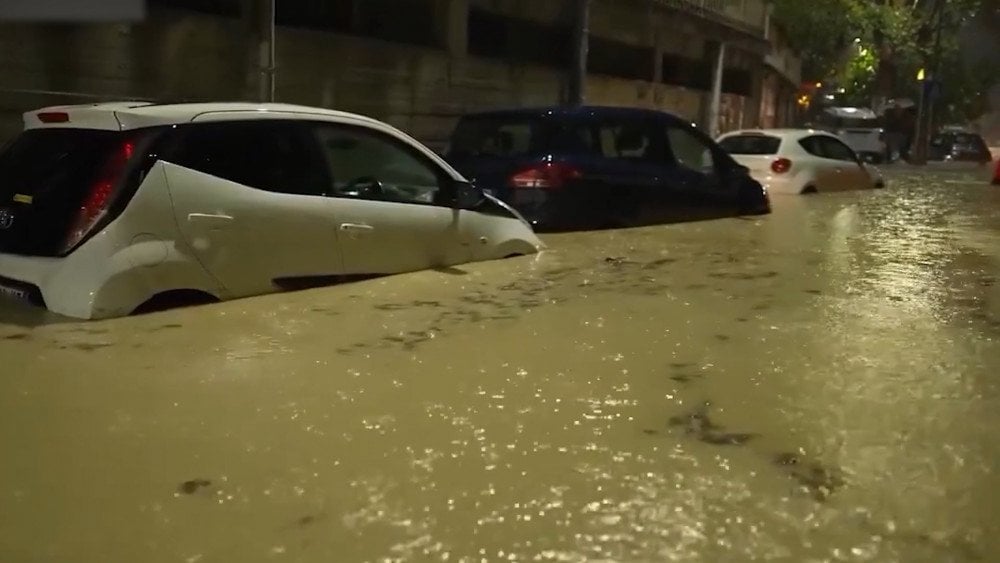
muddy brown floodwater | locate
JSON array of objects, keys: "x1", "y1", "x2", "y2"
[{"x1": 2, "y1": 167, "x2": 1000, "y2": 562}]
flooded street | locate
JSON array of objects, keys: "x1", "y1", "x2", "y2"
[{"x1": 2, "y1": 167, "x2": 1000, "y2": 562}]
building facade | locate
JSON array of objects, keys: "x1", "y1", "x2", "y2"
[
  {"x1": 0, "y1": 0, "x2": 783, "y2": 147},
  {"x1": 759, "y1": 20, "x2": 802, "y2": 130}
]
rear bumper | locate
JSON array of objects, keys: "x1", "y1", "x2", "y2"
[
  {"x1": 0, "y1": 233, "x2": 123, "y2": 319},
  {"x1": 0, "y1": 227, "x2": 210, "y2": 320},
  {"x1": 754, "y1": 174, "x2": 803, "y2": 195}
]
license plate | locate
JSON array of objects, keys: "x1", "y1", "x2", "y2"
[{"x1": 0, "y1": 283, "x2": 30, "y2": 302}]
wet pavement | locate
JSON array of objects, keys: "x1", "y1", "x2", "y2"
[{"x1": 2, "y1": 166, "x2": 1000, "y2": 562}]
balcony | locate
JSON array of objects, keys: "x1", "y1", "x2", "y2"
[{"x1": 651, "y1": 0, "x2": 768, "y2": 34}]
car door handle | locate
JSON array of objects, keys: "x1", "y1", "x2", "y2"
[
  {"x1": 187, "y1": 213, "x2": 234, "y2": 226},
  {"x1": 339, "y1": 223, "x2": 374, "y2": 233}
]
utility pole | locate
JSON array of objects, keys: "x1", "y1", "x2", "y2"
[
  {"x1": 567, "y1": 0, "x2": 589, "y2": 106},
  {"x1": 256, "y1": 0, "x2": 276, "y2": 102}
]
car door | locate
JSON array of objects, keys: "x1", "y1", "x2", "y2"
[
  {"x1": 661, "y1": 122, "x2": 733, "y2": 214},
  {"x1": 160, "y1": 120, "x2": 344, "y2": 298},
  {"x1": 798, "y1": 135, "x2": 847, "y2": 191},
  {"x1": 817, "y1": 136, "x2": 872, "y2": 190},
  {"x1": 306, "y1": 121, "x2": 473, "y2": 275},
  {"x1": 566, "y1": 116, "x2": 668, "y2": 226}
]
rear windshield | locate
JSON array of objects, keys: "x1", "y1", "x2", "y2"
[
  {"x1": 953, "y1": 133, "x2": 987, "y2": 147},
  {"x1": 448, "y1": 116, "x2": 544, "y2": 158},
  {"x1": 0, "y1": 129, "x2": 126, "y2": 256},
  {"x1": 719, "y1": 135, "x2": 781, "y2": 155},
  {"x1": 932, "y1": 133, "x2": 988, "y2": 148}
]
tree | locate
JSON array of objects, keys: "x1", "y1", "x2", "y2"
[{"x1": 771, "y1": 0, "x2": 992, "y2": 118}]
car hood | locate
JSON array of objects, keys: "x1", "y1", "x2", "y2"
[{"x1": 483, "y1": 192, "x2": 546, "y2": 250}]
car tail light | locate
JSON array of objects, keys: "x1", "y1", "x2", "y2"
[
  {"x1": 37, "y1": 111, "x2": 70, "y2": 123},
  {"x1": 62, "y1": 139, "x2": 136, "y2": 253},
  {"x1": 992, "y1": 159, "x2": 1000, "y2": 186},
  {"x1": 771, "y1": 158, "x2": 792, "y2": 174},
  {"x1": 508, "y1": 162, "x2": 582, "y2": 189}
]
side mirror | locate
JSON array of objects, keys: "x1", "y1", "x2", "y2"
[{"x1": 453, "y1": 180, "x2": 485, "y2": 209}]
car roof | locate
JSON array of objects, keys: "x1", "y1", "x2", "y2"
[
  {"x1": 719, "y1": 128, "x2": 836, "y2": 140},
  {"x1": 459, "y1": 105, "x2": 689, "y2": 123},
  {"x1": 823, "y1": 106, "x2": 878, "y2": 119},
  {"x1": 23, "y1": 101, "x2": 387, "y2": 131}
]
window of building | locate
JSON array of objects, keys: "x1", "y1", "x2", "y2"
[
  {"x1": 148, "y1": 0, "x2": 240, "y2": 16},
  {"x1": 589, "y1": 37, "x2": 653, "y2": 81},
  {"x1": 467, "y1": 8, "x2": 571, "y2": 68},
  {"x1": 276, "y1": 0, "x2": 439, "y2": 48},
  {"x1": 662, "y1": 54, "x2": 712, "y2": 90}
]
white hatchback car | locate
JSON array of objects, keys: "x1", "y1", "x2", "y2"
[
  {"x1": 717, "y1": 129, "x2": 885, "y2": 195},
  {"x1": 0, "y1": 102, "x2": 542, "y2": 319}
]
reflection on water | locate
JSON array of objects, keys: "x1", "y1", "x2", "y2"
[{"x1": 1, "y1": 169, "x2": 1000, "y2": 562}]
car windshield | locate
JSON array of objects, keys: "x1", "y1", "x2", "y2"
[
  {"x1": 718, "y1": 135, "x2": 781, "y2": 155},
  {"x1": 953, "y1": 133, "x2": 986, "y2": 147},
  {"x1": 0, "y1": 128, "x2": 124, "y2": 256}
]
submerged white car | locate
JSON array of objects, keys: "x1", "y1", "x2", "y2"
[
  {"x1": 0, "y1": 102, "x2": 542, "y2": 319},
  {"x1": 717, "y1": 129, "x2": 885, "y2": 195}
]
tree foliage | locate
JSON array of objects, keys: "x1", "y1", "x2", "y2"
[{"x1": 771, "y1": 0, "x2": 993, "y2": 119}]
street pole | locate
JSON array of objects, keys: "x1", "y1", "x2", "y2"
[
  {"x1": 913, "y1": 0, "x2": 943, "y2": 164},
  {"x1": 914, "y1": 75, "x2": 927, "y2": 163},
  {"x1": 257, "y1": 0, "x2": 275, "y2": 102},
  {"x1": 567, "y1": 0, "x2": 589, "y2": 106}
]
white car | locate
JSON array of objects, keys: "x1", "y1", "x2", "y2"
[
  {"x1": 0, "y1": 102, "x2": 542, "y2": 320},
  {"x1": 818, "y1": 106, "x2": 887, "y2": 163},
  {"x1": 716, "y1": 129, "x2": 885, "y2": 195}
]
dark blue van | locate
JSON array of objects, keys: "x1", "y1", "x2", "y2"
[{"x1": 443, "y1": 106, "x2": 770, "y2": 231}]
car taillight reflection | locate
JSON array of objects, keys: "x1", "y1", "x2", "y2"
[{"x1": 508, "y1": 162, "x2": 582, "y2": 189}]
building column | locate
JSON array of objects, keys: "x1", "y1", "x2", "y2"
[
  {"x1": 243, "y1": 0, "x2": 275, "y2": 102},
  {"x1": 437, "y1": 0, "x2": 468, "y2": 57},
  {"x1": 652, "y1": 31, "x2": 665, "y2": 84},
  {"x1": 706, "y1": 40, "x2": 726, "y2": 137},
  {"x1": 567, "y1": 0, "x2": 590, "y2": 106}
]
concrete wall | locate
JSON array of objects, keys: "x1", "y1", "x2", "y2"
[{"x1": 0, "y1": 1, "x2": 767, "y2": 147}]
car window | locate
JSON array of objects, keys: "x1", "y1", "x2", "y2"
[
  {"x1": 718, "y1": 134, "x2": 781, "y2": 155},
  {"x1": 666, "y1": 125, "x2": 715, "y2": 172},
  {"x1": 818, "y1": 137, "x2": 859, "y2": 162},
  {"x1": 930, "y1": 134, "x2": 950, "y2": 147},
  {"x1": 448, "y1": 117, "x2": 541, "y2": 158},
  {"x1": 593, "y1": 120, "x2": 657, "y2": 160},
  {"x1": 167, "y1": 121, "x2": 324, "y2": 196},
  {"x1": 312, "y1": 124, "x2": 445, "y2": 205},
  {"x1": 799, "y1": 135, "x2": 827, "y2": 158}
]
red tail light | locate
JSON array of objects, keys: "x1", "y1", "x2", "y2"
[
  {"x1": 992, "y1": 159, "x2": 1000, "y2": 185},
  {"x1": 63, "y1": 139, "x2": 136, "y2": 252},
  {"x1": 508, "y1": 162, "x2": 582, "y2": 189},
  {"x1": 771, "y1": 158, "x2": 792, "y2": 174},
  {"x1": 37, "y1": 112, "x2": 70, "y2": 123}
]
